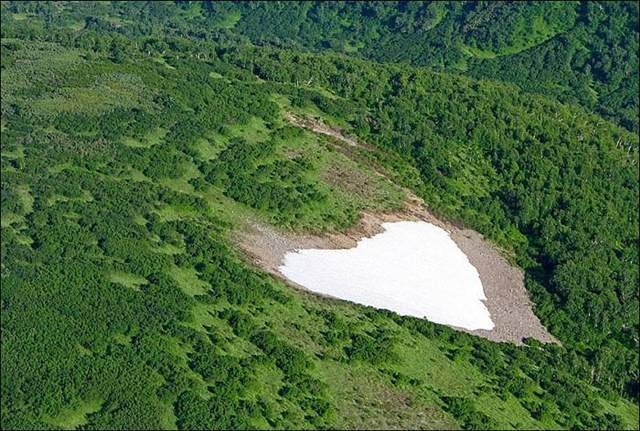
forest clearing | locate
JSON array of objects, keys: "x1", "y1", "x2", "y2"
[{"x1": 237, "y1": 192, "x2": 556, "y2": 344}]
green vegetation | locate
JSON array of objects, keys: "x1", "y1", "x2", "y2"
[
  {"x1": 231, "y1": 47, "x2": 638, "y2": 374},
  {"x1": 219, "y1": 1, "x2": 639, "y2": 132},
  {"x1": 1, "y1": 2, "x2": 638, "y2": 430},
  {"x1": 46, "y1": 399, "x2": 104, "y2": 430},
  {"x1": 5, "y1": 1, "x2": 637, "y2": 131}
]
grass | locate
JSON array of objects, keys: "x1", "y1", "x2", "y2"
[
  {"x1": 600, "y1": 398, "x2": 640, "y2": 430},
  {"x1": 183, "y1": 302, "x2": 262, "y2": 358},
  {"x1": 152, "y1": 242, "x2": 184, "y2": 255},
  {"x1": 161, "y1": 335, "x2": 212, "y2": 399},
  {"x1": 33, "y1": 73, "x2": 151, "y2": 116},
  {"x1": 168, "y1": 265, "x2": 210, "y2": 297},
  {"x1": 0, "y1": 145, "x2": 24, "y2": 160},
  {"x1": 392, "y1": 338, "x2": 483, "y2": 398},
  {"x1": 15, "y1": 185, "x2": 34, "y2": 213},
  {"x1": 461, "y1": 44, "x2": 498, "y2": 59},
  {"x1": 0, "y1": 212, "x2": 23, "y2": 228},
  {"x1": 159, "y1": 160, "x2": 201, "y2": 194},
  {"x1": 14, "y1": 233, "x2": 33, "y2": 245},
  {"x1": 217, "y1": 11, "x2": 241, "y2": 29},
  {"x1": 132, "y1": 214, "x2": 148, "y2": 226},
  {"x1": 243, "y1": 290, "x2": 444, "y2": 427},
  {"x1": 478, "y1": 393, "x2": 560, "y2": 430},
  {"x1": 197, "y1": 184, "x2": 257, "y2": 227},
  {"x1": 317, "y1": 148, "x2": 406, "y2": 211},
  {"x1": 180, "y1": 1, "x2": 203, "y2": 19},
  {"x1": 272, "y1": 92, "x2": 346, "y2": 128},
  {"x1": 234, "y1": 114, "x2": 406, "y2": 231},
  {"x1": 122, "y1": 167, "x2": 149, "y2": 182},
  {"x1": 184, "y1": 302, "x2": 225, "y2": 333},
  {"x1": 47, "y1": 399, "x2": 103, "y2": 430},
  {"x1": 152, "y1": 57, "x2": 176, "y2": 70},
  {"x1": 1, "y1": 43, "x2": 84, "y2": 110},
  {"x1": 225, "y1": 116, "x2": 270, "y2": 144},
  {"x1": 46, "y1": 194, "x2": 70, "y2": 206},
  {"x1": 208, "y1": 71, "x2": 227, "y2": 80},
  {"x1": 47, "y1": 190, "x2": 93, "y2": 206},
  {"x1": 314, "y1": 360, "x2": 456, "y2": 430},
  {"x1": 122, "y1": 127, "x2": 166, "y2": 148},
  {"x1": 154, "y1": 205, "x2": 199, "y2": 222},
  {"x1": 252, "y1": 286, "x2": 565, "y2": 430},
  {"x1": 67, "y1": 20, "x2": 85, "y2": 31},
  {"x1": 131, "y1": 98, "x2": 406, "y2": 233},
  {"x1": 244, "y1": 363, "x2": 287, "y2": 428},
  {"x1": 424, "y1": 5, "x2": 447, "y2": 31},
  {"x1": 112, "y1": 333, "x2": 132, "y2": 345},
  {"x1": 108, "y1": 271, "x2": 148, "y2": 291},
  {"x1": 181, "y1": 283, "x2": 271, "y2": 354},
  {"x1": 343, "y1": 41, "x2": 364, "y2": 54},
  {"x1": 462, "y1": 16, "x2": 568, "y2": 59},
  {"x1": 193, "y1": 136, "x2": 225, "y2": 161},
  {"x1": 48, "y1": 162, "x2": 73, "y2": 174},
  {"x1": 12, "y1": 13, "x2": 30, "y2": 21},
  {"x1": 34, "y1": 85, "x2": 136, "y2": 115}
]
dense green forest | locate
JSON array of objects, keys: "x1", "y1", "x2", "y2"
[
  {"x1": 1, "y1": 2, "x2": 638, "y2": 430},
  {"x1": 221, "y1": 1, "x2": 640, "y2": 133},
  {"x1": 5, "y1": 1, "x2": 636, "y2": 131}
]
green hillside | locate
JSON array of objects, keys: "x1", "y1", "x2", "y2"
[
  {"x1": 1, "y1": 2, "x2": 638, "y2": 430},
  {"x1": 12, "y1": 0, "x2": 633, "y2": 131},
  {"x1": 223, "y1": 1, "x2": 639, "y2": 132}
]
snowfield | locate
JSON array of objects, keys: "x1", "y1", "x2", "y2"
[{"x1": 279, "y1": 221, "x2": 494, "y2": 331}]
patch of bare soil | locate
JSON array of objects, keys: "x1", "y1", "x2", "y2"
[{"x1": 284, "y1": 112, "x2": 366, "y2": 148}]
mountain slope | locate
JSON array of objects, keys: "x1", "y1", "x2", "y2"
[{"x1": 1, "y1": 3, "x2": 638, "y2": 430}]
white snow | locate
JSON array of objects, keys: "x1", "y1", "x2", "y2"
[{"x1": 279, "y1": 221, "x2": 494, "y2": 330}]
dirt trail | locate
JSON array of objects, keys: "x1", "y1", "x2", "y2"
[
  {"x1": 234, "y1": 113, "x2": 557, "y2": 344},
  {"x1": 283, "y1": 112, "x2": 365, "y2": 148}
]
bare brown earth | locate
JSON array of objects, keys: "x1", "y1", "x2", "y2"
[
  {"x1": 283, "y1": 111, "x2": 366, "y2": 148},
  {"x1": 234, "y1": 113, "x2": 557, "y2": 344}
]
